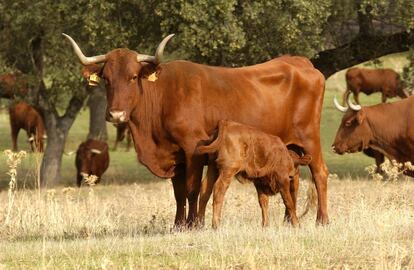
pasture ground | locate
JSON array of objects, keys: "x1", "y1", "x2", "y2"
[{"x1": 0, "y1": 52, "x2": 413, "y2": 269}]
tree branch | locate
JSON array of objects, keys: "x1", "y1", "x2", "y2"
[{"x1": 311, "y1": 31, "x2": 414, "y2": 78}]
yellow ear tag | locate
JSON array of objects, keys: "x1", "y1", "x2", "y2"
[
  {"x1": 88, "y1": 73, "x2": 101, "y2": 86},
  {"x1": 147, "y1": 72, "x2": 158, "y2": 82}
]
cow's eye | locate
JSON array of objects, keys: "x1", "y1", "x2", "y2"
[
  {"x1": 345, "y1": 120, "x2": 353, "y2": 127},
  {"x1": 131, "y1": 75, "x2": 138, "y2": 81}
]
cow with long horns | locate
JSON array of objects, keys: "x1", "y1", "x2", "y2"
[
  {"x1": 63, "y1": 33, "x2": 329, "y2": 228},
  {"x1": 332, "y1": 93, "x2": 414, "y2": 176}
]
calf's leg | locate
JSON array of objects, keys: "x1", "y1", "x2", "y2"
[
  {"x1": 254, "y1": 184, "x2": 270, "y2": 227},
  {"x1": 279, "y1": 179, "x2": 299, "y2": 227},
  {"x1": 212, "y1": 170, "x2": 235, "y2": 229},
  {"x1": 198, "y1": 162, "x2": 218, "y2": 228},
  {"x1": 284, "y1": 172, "x2": 299, "y2": 223}
]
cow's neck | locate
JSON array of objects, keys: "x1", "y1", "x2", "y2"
[
  {"x1": 127, "y1": 80, "x2": 179, "y2": 178},
  {"x1": 366, "y1": 107, "x2": 406, "y2": 161}
]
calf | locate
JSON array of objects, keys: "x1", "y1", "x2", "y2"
[
  {"x1": 197, "y1": 120, "x2": 311, "y2": 229},
  {"x1": 112, "y1": 122, "x2": 131, "y2": 151},
  {"x1": 75, "y1": 139, "x2": 110, "y2": 187},
  {"x1": 343, "y1": 67, "x2": 407, "y2": 104},
  {"x1": 9, "y1": 102, "x2": 46, "y2": 152}
]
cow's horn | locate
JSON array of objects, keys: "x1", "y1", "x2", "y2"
[
  {"x1": 347, "y1": 93, "x2": 361, "y2": 111},
  {"x1": 90, "y1": 149, "x2": 102, "y2": 154},
  {"x1": 62, "y1": 33, "x2": 107, "y2": 65},
  {"x1": 136, "y1": 34, "x2": 175, "y2": 64},
  {"x1": 333, "y1": 96, "x2": 348, "y2": 113},
  {"x1": 154, "y1": 34, "x2": 175, "y2": 64}
]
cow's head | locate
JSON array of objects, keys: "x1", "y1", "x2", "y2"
[
  {"x1": 63, "y1": 34, "x2": 174, "y2": 124},
  {"x1": 332, "y1": 93, "x2": 373, "y2": 154},
  {"x1": 79, "y1": 142, "x2": 107, "y2": 176}
]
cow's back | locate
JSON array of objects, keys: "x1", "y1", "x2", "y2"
[{"x1": 159, "y1": 56, "x2": 325, "y2": 145}]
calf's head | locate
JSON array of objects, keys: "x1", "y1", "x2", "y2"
[
  {"x1": 63, "y1": 34, "x2": 174, "y2": 124},
  {"x1": 332, "y1": 94, "x2": 372, "y2": 154}
]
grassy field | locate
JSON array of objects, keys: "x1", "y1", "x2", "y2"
[{"x1": 0, "y1": 52, "x2": 413, "y2": 269}]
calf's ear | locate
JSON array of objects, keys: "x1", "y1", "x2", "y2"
[{"x1": 356, "y1": 109, "x2": 366, "y2": 124}]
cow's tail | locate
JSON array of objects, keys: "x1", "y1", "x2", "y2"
[
  {"x1": 196, "y1": 120, "x2": 226, "y2": 155},
  {"x1": 341, "y1": 89, "x2": 351, "y2": 106},
  {"x1": 299, "y1": 179, "x2": 318, "y2": 219}
]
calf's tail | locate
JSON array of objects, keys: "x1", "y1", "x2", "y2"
[
  {"x1": 299, "y1": 179, "x2": 317, "y2": 219},
  {"x1": 196, "y1": 120, "x2": 226, "y2": 155}
]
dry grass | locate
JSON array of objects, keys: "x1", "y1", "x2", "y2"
[{"x1": 1, "y1": 177, "x2": 413, "y2": 269}]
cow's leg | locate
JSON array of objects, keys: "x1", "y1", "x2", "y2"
[
  {"x1": 254, "y1": 184, "x2": 270, "y2": 227},
  {"x1": 381, "y1": 92, "x2": 387, "y2": 103},
  {"x1": 212, "y1": 170, "x2": 234, "y2": 229},
  {"x1": 279, "y1": 178, "x2": 299, "y2": 227},
  {"x1": 112, "y1": 139, "x2": 118, "y2": 151},
  {"x1": 284, "y1": 172, "x2": 299, "y2": 223},
  {"x1": 171, "y1": 164, "x2": 187, "y2": 230},
  {"x1": 185, "y1": 154, "x2": 205, "y2": 228},
  {"x1": 301, "y1": 139, "x2": 329, "y2": 225},
  {"x1": 374, "y1": 152, "x2": 385, "y2": 174},
  {"x1": 354, "y1": 91, "x2": 360, "y2": 104},
  {"x1": 11, "y1": 126, "x2": 19, "y2": 151},
  {"x1": 76, "y1": 173, "x2": 83, "y2": 187},
  {"x1": 126, "y1": 133, "x2": 132, "y2": 152},
  {"x1": 198, "y1": 162, "x2": 218, "y2": 228}
]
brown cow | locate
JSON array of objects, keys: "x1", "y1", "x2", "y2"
[
  {"x1": 63, "y1": 33, "x2": 329, "y2": 228},
  {"x1": 0, "y1": 71, "x2": 29, "y2": 99},
  {"x1": 75, "y1": 139, "x2": 110, "y2": 187},
  {"x1": 333, "y1": 94, "x2": 414, "y2": 176},
  {"x1": 113, "y1": 123, "x2": 132, "y2": 151},
  {"x1": 9, "y1": 102, "x2": 46, "y2": 152},
  {"x1": 197, "y1": 121, "x2": 312, "y2": 229},
  {"x1": 343, "y1": 67, "x2": 407, "y2": 105}
]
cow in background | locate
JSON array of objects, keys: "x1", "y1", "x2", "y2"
[
  {"x1": 75, "y1": 139, "x2": 110, "y2": 187},
  {"x1": 113, "y1": 122, "x2": 131, "y2": 151},
  {"x1": 197, "y1": 120, "x2": 312, "y2": 229},
  {"x1": 9, "y1": 102, "x2": 46, "y2": 152},
  {"x1": 333, "y1": 94, "x2": 414, "y2": 176},
  {"x1": 343, "y1": 67, "x2": 408, "y2": 104},
  {"x1": 0, "y1": 71, "x2": 29, "y2": 99}
]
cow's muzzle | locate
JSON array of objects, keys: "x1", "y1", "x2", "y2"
[{"x1": 108, "y1": 110, "x2": 127, "y2": 123}]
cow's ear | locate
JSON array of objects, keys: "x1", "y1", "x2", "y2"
[
  {"x1": 81, "y1": 64, "x2": 103, "y2": 86},
  {"x1": 356, "y1": 109, "x2": 366, "y2": 124}
]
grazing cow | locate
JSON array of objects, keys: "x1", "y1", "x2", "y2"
[
  {"x1": 63, "y1": 33, "x2": 329, "y2": 228},
  {"x1": 343, "y1": 67, "x2": 407, "y2": 105},
  {"x1": 113, "y1": 122, "x2": 131, "y2": 151},
  {"x1": 75, "y1": 139, "x2": 110, "y2": 187},
  {"x1": 332, "y1": 94, "x2": 414, "y2": 176},
  {"x1": 197, "y1": 120, "x2": 312, "y2": 229},
  {"x1": 0, "y1": 72, "x2": 29, "y2": 99},
  {"x1": 9, "y1": 102, "x2": 46, "y2": 152}
]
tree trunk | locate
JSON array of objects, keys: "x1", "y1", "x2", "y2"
[
  {"x1": 86, "y1": 85, "x2": 108, "y2": 141},
  {"x1": 39, "y1": 125, "x2": 66, "y2": 188}
]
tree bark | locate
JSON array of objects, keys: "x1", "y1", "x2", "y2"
[{"x1": 86, "y1": 85, "x2": 108, "y2": 141}]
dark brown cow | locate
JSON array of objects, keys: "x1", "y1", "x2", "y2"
[
  {"x1": 9, "y1": 102, "x2": 46, "y2": 152},
  {"x1": 197, "y1": 120, "x2": 312, "y2": 229},
  {"x1": 113, "y1": 123, "x2": 132, "y2": 151},
  {"x1": 0, "y1": 72, "x2": 29, "y2": 99},
  {"x1": 63, "y1": 33, "x2": 329, "y2": 228},
  {"x1": 333, "y1": 94, "x2": 414, "y2": 176},
  {"x1": 75, "y1": 139, "x2": 110, "y2": 187},
  {"x1": 343, "y1": 67, "x2": 407, "y2": 105}
]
